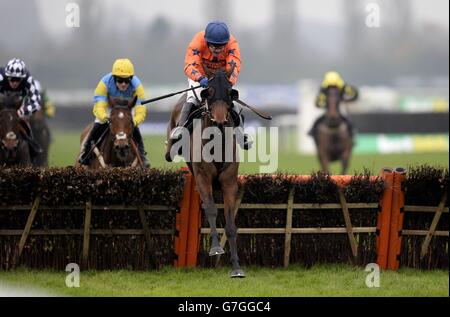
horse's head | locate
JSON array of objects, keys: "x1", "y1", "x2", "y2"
[
  {"x1": 200, "y1": 70, "x2": 238, "y2": 129},
  {"x1": 324, "y1": 86, "x2": 343, "y2": 128},
  {"x1": 108, "y1": 96, "x2": 136, "y2": 161},
  {"x1": 0, "y1": 93, "x2": 23, "y2": 155}
]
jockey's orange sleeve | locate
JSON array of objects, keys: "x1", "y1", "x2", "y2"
[{"x1": 184, "y1": 31, "x2": 241, "y2": 85}]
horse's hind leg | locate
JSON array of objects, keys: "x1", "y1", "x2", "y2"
[
  {"x1": 195, "y1": 173, "x2": 224, "y2": 256},
  {"x1": 222, "y1": 181, "x2": 245, "y2": 278}
]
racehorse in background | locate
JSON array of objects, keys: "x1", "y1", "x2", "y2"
[
  {"x1": 312, "y1": 86, "x2": 354, "y2": 175},
  {"x1": 0, "y1": 93, "x2": 32, "y2": 167},
  {"x1": 165, "y1": 70, "x2": 245, "y2": 278},
  {"x1": 76, "y1": 96, "x2": 144, "y2": 169},
  {"x1": 29, "y1": 100, "x2": 51, "y2": 167}
]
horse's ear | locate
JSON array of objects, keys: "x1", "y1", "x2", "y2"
[
  {"x1": 129, "y1": 95, "x2": 138, "y2": 109},
  {"x1": 108, "y1": 95, "x2": 117, "y2": 108},
  {"x1": 229, "y1": 89, "x2": 239, "y2": 101}
]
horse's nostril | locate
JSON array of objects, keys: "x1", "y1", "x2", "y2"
[{"x1": 125, "y1": 144, "x2": 130, "y2": 150}]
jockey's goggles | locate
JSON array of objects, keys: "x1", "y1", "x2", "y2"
[
  {"x1": 207, "y1": 42, "x2": 226, "y2": 49},
  {"x1": 114, "y1": 76, "x2": 132, "y2": 84},
  {"x1": 7, "y1": 77, "x2": 23, "y2": 83}
]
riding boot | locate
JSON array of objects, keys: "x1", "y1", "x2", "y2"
[
  {"x1": 343, "y1": 117, "x2": 355, "y2": 137},
  {"x1": 170, "y1": 101, "x2": 196, "y2": 139},
  {"x1": 78, "y1": 123, "x2": 107, "y2": 165},
  {"x1": 235, "y1": 114, "x2": 253, "y2": 150},
  {"x1": 133, "y1": 127, "x2": 151, "y2": 168},
  {"x1": 23, "y1": 134, "x2": 43, "y2": 157},
  {"x1": 18, "y1": 119, "x2": 43, "y2": 157},
  {"x1": 308, "y1": 115, "x2": 325, "y2": 137}
]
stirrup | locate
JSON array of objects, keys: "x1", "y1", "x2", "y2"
[{"x1": 242, "y1": 134, "x2": 254, "y2": 150}]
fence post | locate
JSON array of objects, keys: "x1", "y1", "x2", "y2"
[
  {"x1": 387, "y1": 167, "x2": 407, "y2": 270},
  {"x1": 283, "y1": 187, "x2": 295, "y2": 267},
  {"x1": 174, "y1": 168, "x2": 192, "y2": 267},
  {"x1": 16, "y1": 195, "x2": 41, "y2": 267},
  {"x1": 82, "y1": 199, "x2": 92, "y2": 269},
  {"x1": 420, "y1": 191, "x2": 448, "y2": 258},
  {"x1": 186, "y1": 176, "x2": 201, "y2": 267},
  {"x1": 376, "y1": 168, "x2": 394, "y2": 269}
]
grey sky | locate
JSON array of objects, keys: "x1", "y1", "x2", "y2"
[{"x1": 38, "y1": 0, "x2": 449, "y2": 37}]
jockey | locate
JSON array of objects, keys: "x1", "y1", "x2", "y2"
[
  {"x1": 309, "y1": 71, "x2": 359, "y2": 137},
  {"x1": 170, "y1": 21, "x2": 253, "y2": 150},
  {"x1": 34, "y1": 80, "x2": 56, "y2": 119},
  {"x1": 78, "y1": 58, "x2": 150, "y2": 167},
  {"x1": 0, "y1": 58, "x2": 43, "y2": 156}
]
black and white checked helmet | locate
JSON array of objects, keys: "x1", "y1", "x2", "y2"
[{"x1": 4, "y1": 58, "x2": 28, "y2": 78}]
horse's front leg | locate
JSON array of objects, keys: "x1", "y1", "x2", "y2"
[
  {"x1": 341, "y1": 139, "x2": 353, "y2": 175},
  {"x1": 194, "y1": 172, "x2": 224, "y2": 256},
  {"x1": 221, "y1": 180, "x2": 245, "y2": 278}
]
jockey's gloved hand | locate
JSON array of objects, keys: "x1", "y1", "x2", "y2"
[
  {"x1": 17, "y1": 108, "x2": 25, "y2": 118},
  {"x1": 199, "y1": 77, "x2": 209, "y2": 88}
]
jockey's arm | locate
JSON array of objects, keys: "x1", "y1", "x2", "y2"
[
  {"x1": 45, "y1": 100, "x2": 56, "y2": 118},
  {"x1": 226, "y1": 36, "x2": 241, "y2": 86},
  {"x1": 133, "y1": 83, "x2": 147, "y2": 126},
  {"x1": 343, "y1": 85, "x2": 359, "y2": 102},
  {"x1": 184, "y1": 33, "x2": 206, "y2": 82},
  {"x1": 41, "y1": 89, "x2": 56, "y2": 118},
  {"x1": 24, "y1": 76, "x2": 42, "y2": 116},
  {"x1": 93, "y1": 80, "x2": 109, "y2": 123}
]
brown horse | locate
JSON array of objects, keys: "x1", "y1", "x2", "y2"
[
  {"x1": 312, "y1": 86, "x2": 353, "y2": 175},
  {"x1": 165, "y1": 70, "x2": 245, "y2": 278},
  {"x1": 29, "y1": 101, "x2": 51, "y2": 167},
  {"x1": 0, "y1": 93, "x2": 32, "y2": 167},
  {"x1": 76, "y1": 97, "x2": 143, "y2": 169}
]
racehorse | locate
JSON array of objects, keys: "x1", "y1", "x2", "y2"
[
  {"x1": 76, "y1": 96, "x2": 143, "y2": 169},
  {"x1": 165, "y1": 70, "x2": 245, "y2": 278},
  {"x1": 0, "y1": 93, "x2": 32, "y2": 167},
  {"x1": 312, "y1": 86, "x2": 353, "y2": 175},
  {"x1": 29, "y1": 101, "x2": 51, "y2": 167}
]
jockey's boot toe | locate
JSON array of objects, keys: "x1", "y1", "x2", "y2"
[
  {"x1": 170, "y1": 126, "x2": 184, "y2": 140},
  {"x1": 243, "y1": 134, "x2": 253, "y2": 150}
]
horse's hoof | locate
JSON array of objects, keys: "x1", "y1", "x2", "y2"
[
  {"x1": 230, "y1": 269, "x2": 246, "y2": 278},
  {"x1": 209, "y1": 246, "x2": 225, "y2": 256},
  {"x1": 165, "y1": 152, "x2": 172, "y2": 162}
]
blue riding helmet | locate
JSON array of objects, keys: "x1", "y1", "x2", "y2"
[{"x1": 205, "y1": 21, "x2": 230, "y2": 45}]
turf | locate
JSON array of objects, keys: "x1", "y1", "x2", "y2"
[
  {"x1": 48, "y1": 131, "x2": 449, "y2": 174},
  {"x1": 0, "y1": 265, "x2": 447, "y2": 297}
]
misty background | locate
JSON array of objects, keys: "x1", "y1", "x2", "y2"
[{"x1": 0, "y1": 0, "x2": 448, "y2": 89}]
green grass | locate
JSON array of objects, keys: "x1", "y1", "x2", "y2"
[
  {"x1": 0, "y1": 265, "x2": 447, "y2": 297},
  {"x1": 49, "y1": 130, "x2": 449, "y2": 174}
]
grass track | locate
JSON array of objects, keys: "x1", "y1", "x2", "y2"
[
  {"x1": 48, "y1": 131, "x2": 449, "y2": 174},
  {"x1": 0, "y1": 265, "x2": 448, "y2": 297}
]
